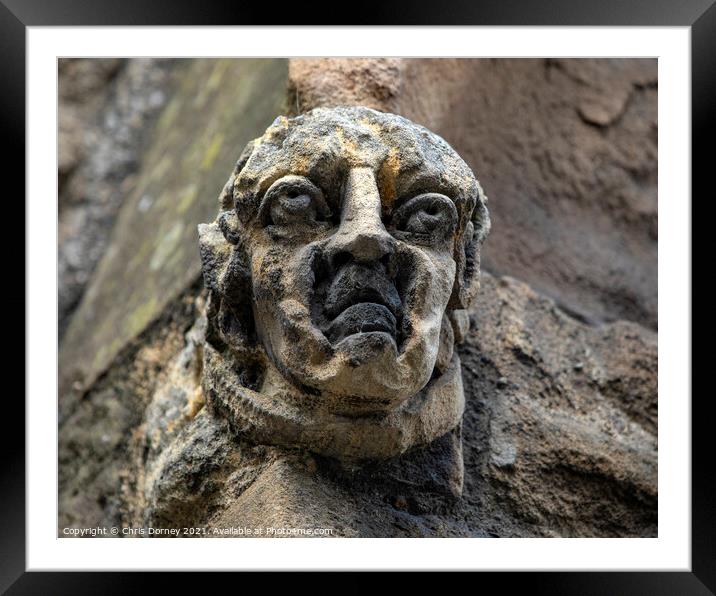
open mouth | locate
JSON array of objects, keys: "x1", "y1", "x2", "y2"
[
  {"x1": 315, "y1": 261, "x2": 404, "y2": 345},
  {"x1": 326, "y1": 302, "x2": 397, "y2": 343}
]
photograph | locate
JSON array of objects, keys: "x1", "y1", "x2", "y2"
[
  {"x1": 57, "y1": 57, "x2": 659, "y2": 539},
  {"x1": 6, "y1": 0, "x2": 704, "y2": 584}
]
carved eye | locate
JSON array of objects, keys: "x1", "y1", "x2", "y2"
[
  {"x1": 391, "y1": 193, "x2": 458, "y2": 242},
  {"x1": 260, "y1": 175, "x2": 331, "y2": 227}
]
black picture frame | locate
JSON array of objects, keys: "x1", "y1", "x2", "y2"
[{"x1": 6, "y1": 0, "x2": 707, "y2": 592}]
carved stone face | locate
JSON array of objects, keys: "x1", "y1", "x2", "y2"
[{"x1": 200, "y1": 107, "x2": 489, "y2": 416}]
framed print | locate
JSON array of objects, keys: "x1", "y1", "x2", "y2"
[{"x1": 8, "y1": 0, "x2": 708, "y2": 591}]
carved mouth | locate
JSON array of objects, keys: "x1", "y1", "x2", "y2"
[
  {"x1": 325, "y1": 303, "x2": 397, "y2": 344},
  {"x1": 313, "y1": 258, "x2": 405, "y2": 346},
  {"x1": 325, "y1": 284, "x2": 401, "y2": 320}
]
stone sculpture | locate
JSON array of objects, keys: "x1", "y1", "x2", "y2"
[
  {"x1": 198, "y1": 106, "x2": 490, "y2": 462},
  {"x1": 138, "y1": 107, "x2": 490, "y2": 534}
]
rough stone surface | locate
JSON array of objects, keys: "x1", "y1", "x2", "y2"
[
  {"x1": 289, "y1": 58, "x2": 658, "y2": 329},
  {"x1": 288, "y1": 58, "x2": 402, "y2": 114},
  {"x1": 58, "y1": 287, "x2": 202, "y2": 531},
  {"x1": 460, "y1": 273, "x2": 656, "y2": 537},
  {"x1": 59, "y1": 59, "x2": 657, "y2": 538}
]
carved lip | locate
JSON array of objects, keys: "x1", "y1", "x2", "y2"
[
  {"x1": 324, "y1": 266, "x2": 402, "y2": 317},
  {"x1": 315, "y1": 260, "x2": 405, "y2": 344},
  {"x1": 325, "y1": 303, "x2": 397, "y2": 343},
  {"x1": 326, "y1": 285, "x2": 401, "y2": 320}
]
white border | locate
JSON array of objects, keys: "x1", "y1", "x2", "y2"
[{"x1": 28, "y1": 27, "x2": 691, "y2": 570}]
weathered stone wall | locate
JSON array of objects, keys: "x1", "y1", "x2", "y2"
[
  {"x1": 60, "y1": 59, "x2": 289, "y2": 397},
  {"x1": 58, "y1": 58, "x2": 657, "y2": 537},
  {"x1": 58, "y1": 58, "x2": 178, "y2": 338}
]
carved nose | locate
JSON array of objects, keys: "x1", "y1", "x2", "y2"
[
  {"x1": 328, "y1": 167, "x2": 395, "y2": 266},
  {"x1": 333, "y1": 227, "x2": 394, "y2": 265}
]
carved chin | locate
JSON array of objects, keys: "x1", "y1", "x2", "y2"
[
  {"x1": 323, "y1": 328, "x2": 438, "y2": 407},
  {"x1": 273, "y1": 305, "x2": 436, "y2": 404}
]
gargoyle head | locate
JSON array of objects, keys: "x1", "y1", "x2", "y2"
[{"x1": 199, "y1": 106, "x2": 489, "y2": 417}]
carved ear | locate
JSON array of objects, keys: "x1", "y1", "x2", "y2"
[
  {"x1": 448, "y1": 191, "x2": 491, "y2": 311},
  {"x1": 198, "y1": 221, "x2": 256, "y2": 355},
  {"x1": 198, "y1": 222, "x2": 231, "y2": 295},
  {"x1": 202, "y1": 138, "x2": 261, "y2": 354}
]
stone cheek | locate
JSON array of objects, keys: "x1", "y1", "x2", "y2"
[{"x1": 197, "y1": 105, "x2": 490, "y2": 462}]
